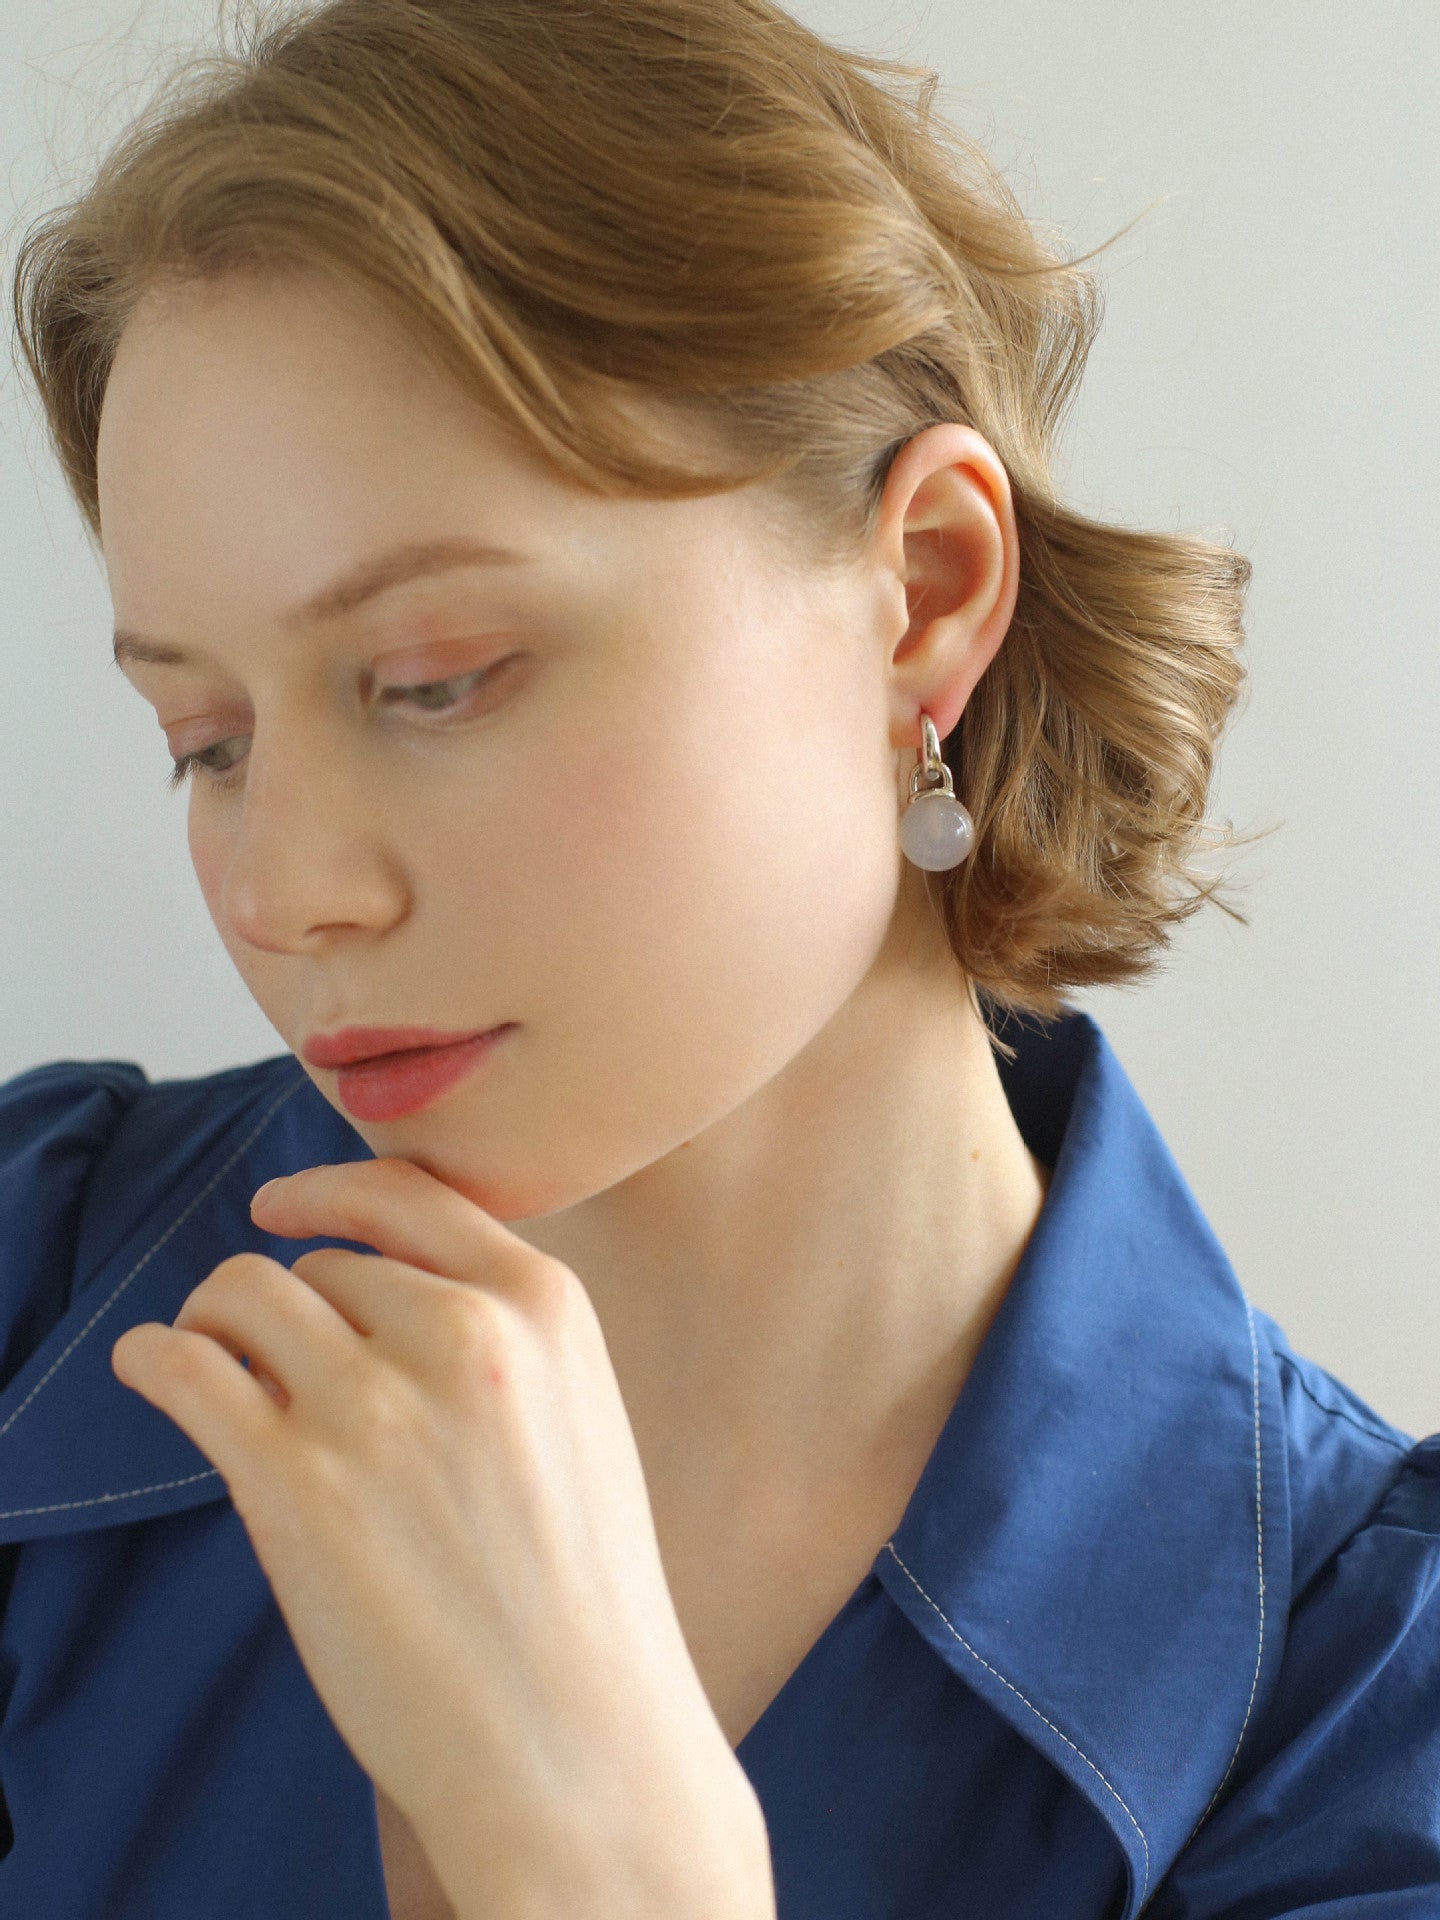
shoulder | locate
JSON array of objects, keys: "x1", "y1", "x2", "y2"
[
  {"x1": 0, "y1": 1053, "x2": 304, "y2": 1394},
  {"x1": 1256, "y1": 1302, "x2": 1418, "y2": 1590},
  {"x1": 1150, "y1": 1306, "x2": 1440, "y2": 1914}
]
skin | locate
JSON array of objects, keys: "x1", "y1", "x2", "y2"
[{"x1": 98, "y1": 266, "x2": 1050, "y2": 1683}]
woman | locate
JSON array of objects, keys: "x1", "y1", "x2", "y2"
[{"x1": 2, "y1": 2, "x2": 1436, "y2": 1916}]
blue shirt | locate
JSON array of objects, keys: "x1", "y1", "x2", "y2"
[{"x1": 1, "y1": 1007, "x2": 1437, "y2": 1918}]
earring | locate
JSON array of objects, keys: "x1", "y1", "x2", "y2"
[{"x1": 899, "y1": 711, "x2": 975, "y2": 870}]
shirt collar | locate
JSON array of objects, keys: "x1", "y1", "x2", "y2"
[
  {"x1": 874, "y1": 1007, "x2": 1290, "y2": 1911},
  {"x1": 0, "y1": 1011, "x2": 1289, "y2": 1913},
  {"x1": 0, "y1": 1062, "x2": 363, "y2": 1541}
]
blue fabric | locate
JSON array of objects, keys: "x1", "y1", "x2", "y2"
[{"x1": 0, "y1": 1009, "x2": 1436, "y2": 1918}]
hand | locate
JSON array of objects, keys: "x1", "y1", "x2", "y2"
[{"x1": 109, "y1": 1157, "x2": 774, "y2": 1919}]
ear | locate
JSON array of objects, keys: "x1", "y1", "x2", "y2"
[{"x1": 868, "y1": 423, "x2": 1021, "y2": 754}]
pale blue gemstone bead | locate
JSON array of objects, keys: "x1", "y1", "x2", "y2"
[{"x1": 899, "y1": 790, "x2": 975, "y2": 870}]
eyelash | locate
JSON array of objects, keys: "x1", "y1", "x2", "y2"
[{"x1": 164, "y1": 661, "x2": 515, "y2": 794}]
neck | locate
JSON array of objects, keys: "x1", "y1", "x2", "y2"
[{"x1": 509, "y1": 911, "x2": 1050, "y2": 1505}]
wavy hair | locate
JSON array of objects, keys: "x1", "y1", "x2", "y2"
[{"x1": 11, "y1": 0, "x2": 1258, "y2": 1027}]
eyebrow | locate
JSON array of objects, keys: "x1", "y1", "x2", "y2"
[{"x1": 111, "y1": 536, "x2": 534, "y2": 669}]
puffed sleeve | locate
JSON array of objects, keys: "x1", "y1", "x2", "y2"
[
  {"x1": 0, "y1": 1060, "x2": 151, "y2": 1396},
  {"x1": 0, "y1": 1059, "x2": 155, "y2": 1863},
  {"x1": 1146, "y1": 1434, "x2": 1440, "y2": 1915}
]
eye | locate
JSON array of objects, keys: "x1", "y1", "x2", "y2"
[
  {"x1": 168, "y1": 733, "x2": 249, "y2": 794},
  {"x1": 378, "y1": 664, "x2": 518, "y2": 718},
  {"x1": 166, "y1": 652, "x2": 526, "y2": 787}
]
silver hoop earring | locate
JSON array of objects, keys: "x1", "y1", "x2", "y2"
[{"x1": 899, "y1": 711, "x2": 975, "y2": 871}]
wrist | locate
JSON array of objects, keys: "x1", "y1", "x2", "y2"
[{"x1": 440, "y1": 1766, "x2": 775, "y2": 1920}]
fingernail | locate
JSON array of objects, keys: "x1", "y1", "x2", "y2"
[{"x1": 252, "y1": 1178, "x2": 283, "y2": 1204}]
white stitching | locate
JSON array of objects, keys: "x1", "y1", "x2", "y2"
[
  {"x1": 1173, "y1": 1291, "x2": 1266, "y2": 1859},
  {"x1": 0, "y1": 1068, "x2": 309, "y2": 1516},
  {"x1": 0, "y1": 1470, "x2": 222, "y2": 1521},
  {"x1": 882, "y1": 1539, "x2": 1153, "y2": 1903}
]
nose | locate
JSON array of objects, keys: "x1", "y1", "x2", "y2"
[{"x1": 213, "y1": 720, "x2": 409, "y2": 952}]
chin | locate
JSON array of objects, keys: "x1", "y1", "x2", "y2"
[{"x1": 391, "y1": 1145, "x2": 573, "y2": 1224}]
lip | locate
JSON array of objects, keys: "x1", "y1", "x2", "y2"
[
  {"x1": 303, "y1": 1025, "x2": 505, "y2": 1069},
  {"x1": 327, "y1": 1027, "x2": 515, "y2": 1123}
]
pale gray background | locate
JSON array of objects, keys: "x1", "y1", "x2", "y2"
[{"x1": 3, "y1": 3, "x2": 1437, "y2": 1431}]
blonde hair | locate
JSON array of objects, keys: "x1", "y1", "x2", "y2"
[{"x1": 11, "y1": 0, "x2": 1256, "y2": 1026}]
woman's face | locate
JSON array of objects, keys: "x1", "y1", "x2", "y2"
[{"x1": 97, "y1": 270, "x2": 952, "y2": 1222}]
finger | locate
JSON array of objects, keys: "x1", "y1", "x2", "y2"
[
  {"x1": 172, "y1": 1253, "x2": 365, "y2": 1409},
  {"x1": 171, "y1": 1320, "x2": 291, "y2": 1408},
  {"x1": 286, "y1": 1245, "x2": 481, "y2": 1373},
  {"x1": 251, "y1": 1159, "x2": 552, "y2": 1306},
  {"x1": 111, "y1": 1319, "x2": 283, "y2": 1487}
]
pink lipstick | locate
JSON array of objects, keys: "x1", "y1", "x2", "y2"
[{"x1": 304, "y1": 1024, "x2": 516, "y2": 1122}]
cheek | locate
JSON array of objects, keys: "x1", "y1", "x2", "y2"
[
  {"x1": 187, "y1": 806, "x2": 261, "y2": 983},
  {"x1": 515, "y1": 705, "x2": 901, "y2": 1091}
]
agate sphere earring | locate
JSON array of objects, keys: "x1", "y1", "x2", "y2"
[{"x1": 899, "y1": 711, "x2": 975, "y2": 871}]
